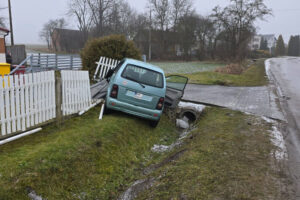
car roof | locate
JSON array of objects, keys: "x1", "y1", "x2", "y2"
[{"x1": 124, "y1": 58, "x2": 164, "y2": 74}]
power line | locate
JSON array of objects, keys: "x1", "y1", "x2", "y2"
[{"x1": 275, "y1": 9, "x2": 300, "y2": 12}]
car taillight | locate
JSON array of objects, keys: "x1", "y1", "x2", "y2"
[
  {"x1": 110, "y1": 84, "x2": 119, "y2": 98},
  {"x1": 156, "y1": 97, "x2": 164, "y2": 110}
]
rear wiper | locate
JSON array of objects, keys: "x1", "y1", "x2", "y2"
[
  {"x1": 124, "y1": 76, "x2": 146, "y2": 88},
  {"x1": 139, "y1": 82, "x2": 146, "y2": 88}
]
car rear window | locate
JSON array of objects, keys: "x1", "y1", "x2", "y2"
[{"x1": 121, "y1": 64, "x2": 164, "y2": 88}]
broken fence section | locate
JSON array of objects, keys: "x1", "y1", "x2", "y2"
[
  {"x1": 93, "y1": 57, "x2": 120, "y2": 81},
  {"x1": 61, "y1": 70, "x2": 92, "y2": 116}
]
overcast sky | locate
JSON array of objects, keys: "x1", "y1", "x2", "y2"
[{"x1": 1, "y1": 0, "x2": 300, "y2": 44}]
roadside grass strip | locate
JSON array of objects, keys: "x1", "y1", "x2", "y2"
[
  {"x1": 151, "y1": 61, "x2": 225, "y2": 74},
  {"x1": 136, "y1": 108, "x2": 288, "y2": 200},
  {"x1": 0, "y1": 106, "x2": 288, "y2": 199},
  {"x1": 180, "y1": 59, "x2": 268, "y2": 86}
]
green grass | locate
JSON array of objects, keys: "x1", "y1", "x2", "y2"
[
  {"x1": 137, "y1": 108, "x2": 284, "y2": 200},
  {"x1": 0, "y1": 104, "x2": 286, "y2": 199},
  {"x1": 180, "y1": 59, "x2": 268, "y2": 86},
  {"x1": 151, "y1": 61, "x2": 225, "y2": 74},
  {"x1": 0, "y1": 108, "x2": 178, "y2": 199}
]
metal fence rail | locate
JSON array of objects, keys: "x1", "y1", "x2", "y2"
[{"x1": 27, "y1": 54, "x2": 82, "y2": 72}]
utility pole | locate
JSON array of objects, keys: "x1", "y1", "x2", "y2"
[
  {"x1": 148, "y1": 9, "x2": 152, "y2": 61},
  {"x1": 8, "y1": 0, "x2": 14, "y2": 46}
]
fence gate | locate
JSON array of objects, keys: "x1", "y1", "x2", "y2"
[
  {"x1": 61, "y1": 70, "x2": 92, "y2": 116},
  {"x1": 0, "y1": 71, "x2": 56, "y2": 137}
]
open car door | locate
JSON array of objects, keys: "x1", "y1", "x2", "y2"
[{"x1": 165, "y1": 75, "x2": 188, "y2": 108}]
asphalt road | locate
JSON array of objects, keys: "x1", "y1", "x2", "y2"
[
  {"x1": 267, "y1": 57, "x2": 300, "y2": 198},
  {"x1": 182, "y1": 84, "x2": 284, "y2": 120}
]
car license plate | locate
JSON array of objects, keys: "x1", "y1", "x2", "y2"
[{"x1": 134, "y1": 93, "x2": 143, "y2": 99}]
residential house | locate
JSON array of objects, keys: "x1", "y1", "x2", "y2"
[
  {"x1": 250, "y1": 34, "x2": 277, "y2": 51},
  {"x1": 250, "y1": 35, "x2": 262, "y2": 50},
  {"x1": 261, "y1": 34, "x2": 277, "y2": 50}
]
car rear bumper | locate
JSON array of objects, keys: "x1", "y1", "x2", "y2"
[{"x1": 106, "y1": 97, "x2": 162, "y2": 121}]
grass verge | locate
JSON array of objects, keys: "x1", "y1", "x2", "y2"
[
  {"x1": 151, "y1": 61, "x2": 226, "y2": 74},
  {"x1": 0, "y1": 108, "x2": 178, "y2": 199},
  {"x1": 181, "y1": 59, "x2": 268, "y2": 86},
  {"x1": 137, "y1": 107, "x2": 286, "y2": 200}
]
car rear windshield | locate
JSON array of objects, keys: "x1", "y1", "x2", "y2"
[{"x1": 121, "y1": 64, "x2": 164, "y2": 88}]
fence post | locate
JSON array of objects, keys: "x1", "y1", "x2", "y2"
[
  {"x1": 38, "y1": 53, "x2": 41, "y2": 67},
  {"x1": 55, "y1": 54, "x2": 58, "y2": 70},
  {"x1": 70, "y1": 55, "x2": 73, "y2": 70},
  {"x1": 55, "y1": 72, "x2": 63, "y2": 126},
  {"x1": 30, "y1": 54, "x2": 33, "y2": 72},
  {"x1": 46, "y1": 55, "x2": 49, "y2": 68}
]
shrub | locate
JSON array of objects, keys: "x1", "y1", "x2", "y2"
[
  {"x1": 215, "y1": 63, "x2": 244, "y2": 75},
  {"x1": 249, "y1": 50, "x2": 271, "y2": 59},
  {"x1": 81, "y1": 34, "x2": 141, "y2": 78}
]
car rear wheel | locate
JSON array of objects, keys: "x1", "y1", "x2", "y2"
[
  {"x1": 104, "y1": 105, "x2": 113, "y2": 114},
  {"x1": 149, "y1": 119, "x2": 160, "y2": 128}
]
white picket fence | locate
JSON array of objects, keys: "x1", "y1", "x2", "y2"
[
  {"x1": 93, "y1": 57, "x2": 120, "y2": 81},
  {"x1": 0, "y1": 70, "x2": 93, "y2": 139},
  {"x1": 0, "y1": 71, "x2": 56, "y2": 137},
  {"x1": 61, "y1": 70, "x2": 92, "y2": 116}
]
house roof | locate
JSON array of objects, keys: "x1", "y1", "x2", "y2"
[{"x1": 0, "y1": 27, "x2": 9, "y2": 33}]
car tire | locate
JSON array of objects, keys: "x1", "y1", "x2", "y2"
[
  {"x1": 150, "y1": 119, "x2": 160, "y2": 128},
  {"x1": 104, "y1": 105, "x2": 113, "y2": 114}
]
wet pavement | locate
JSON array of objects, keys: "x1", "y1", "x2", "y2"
[
  {"x1": 182, "y1": 84, "x2": 285, "y2": 120},
  {"x1": 267, "y1": 57, "x2": 300, "y2": 198}
]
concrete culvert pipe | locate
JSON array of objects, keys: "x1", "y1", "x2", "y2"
[{"x1": 180, "y1": 110, "x2": 198, "y2": 123}]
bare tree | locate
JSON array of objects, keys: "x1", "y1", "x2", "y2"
[
  {"x1": 87, "y1": 0, "x2": 114, "y2": 36},
  {"x1": 68, "y1": 0, "x2": 92, "y2": 41},
  {"x1": 148, "y1": 0, "x2": 170, "y2": 31},
  {"x1": 171, "y1": 0, "x2": 193, "y2": 29},
  {"x1": 39, "y1": 18, "x2": 68, "y2": 50},
  {"x1": 194, "y1": 16, "x2": 217, "y2": 59},
  {"x1": 211, "y1": 0, "x2": 272, "y2": 60},
  {"x1": 176, "y1": 14, "x2": 198, "y2": 60}
]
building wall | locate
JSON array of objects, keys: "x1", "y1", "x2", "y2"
[
  {"x1": 250, "y1": 35, "x2": 262, "y2": 50},
  {"x1": 0, "y1": 33, "x2": 6, "y2": 63}
]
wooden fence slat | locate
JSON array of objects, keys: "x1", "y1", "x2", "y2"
[
  {"x1": 41, "y1": 72, "x2": 46, "y2": 122},
  {"x1": 14, "y1": 74, "x2": 21, "y2": 131},
  {"x1": 24, "y1": 74, "x2": 30, "y2": 128},
  {"x1": 19, "y1": 74, "x2": 26, "y2": 131},
  {"x1": 10, "y1": 75, "x2": 16, "y2": 133},
  {"x1": 33, "y1": 73, "x2": 38, "y2": 125},
  {"x1": 28, "y1": 73, "x2": 34, "y2": 126},
  {"x1": 50, "y1": 71, "x2": 56, "y2": 118},
  {"x1": 0, "y1": 76, "x2": 6, "y2": 136},
  {"x1": 4, "y1": 76, "x2": 11, "y2": 134}
]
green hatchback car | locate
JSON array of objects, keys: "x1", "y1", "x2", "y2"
[
  {"x1": 105, "y1": 58, "x2": 188, "y2": 127},
  {"x1": 106, "y1": 58, "x2": 166, "y2": 127}
]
